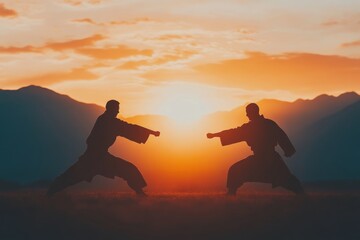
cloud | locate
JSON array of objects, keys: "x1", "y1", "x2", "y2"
[
  {"x1": 72, "y1": 18, "x2": 97, "y2": 25},
  {"x1": 0, "y1": 46, "x2": 38, "y2": 54},
  {"x1": 45, "y1": 34, "x2": 105, "y2": 51},
  {"x1": 321, "y1": 20, "x2": 341, "y2": 27},
  {"x1": 71, "y1": 17, "x2": 154, "y2": 26},
  {"x1": 77, "y1": 45, "x2": 153, "y2": 60},
  {"x1": 119, "y1": 60, "x2": 149, "y2": 70},
  {"x1": 341, "y1": 40, "x2": 360, "y2": 48},
  {"x1": 0, "y1": 34, "x2": 105, "y2": 55},
  {"x1": 63, "y1": 0, "x2": 103, "y2": 6},
  {"x1": 153, "y1": 34, "x2": 193, "y2": 41},
  {"x1": 152, "y1": 51, "x2": 194, "y2": 64},
  {"x1": 118, "y1": 50, "x2": 196, "y2": 70},
  {"x1": 236, "y1": 28, "x2": 256, "y2": 35},
  {"x1": 7, "y1": 67, "x2": 98, "y2": 87},
  {"x1": 193, "y1": 52, "x2": 360, "y2": 94},
  {"x1": 109, "y1": 17, "x2": 154, "y2": 25},
  {"x1": 0, "y1": 3, "x2": 17, "y2": 18}
]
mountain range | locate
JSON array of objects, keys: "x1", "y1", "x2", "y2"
[
  {"x1": 0, "y1": 86, "x2": 102, "y2": 183},
  {"x1": 0, "y1": 85, "x2": 359, "y2": 191}
]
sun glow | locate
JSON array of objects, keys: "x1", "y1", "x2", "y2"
[{"x1": 150, "y1": 83, "x2": 217, "y2": 124}]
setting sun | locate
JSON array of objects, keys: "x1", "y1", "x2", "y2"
[{"x1": 150, "y1": 83, "x2": 218, "y2": 124}]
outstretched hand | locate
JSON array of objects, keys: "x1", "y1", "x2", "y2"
[
  {"x1": 206, "y1": 133, "x2": 216, "y2": 139},
  {"x1": 152, "y1": 131, "x2": 160, "y2": 137}
]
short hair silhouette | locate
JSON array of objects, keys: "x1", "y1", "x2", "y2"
[
  {"x1": 246, "y1": 103, "x2": 260, "y2": 121},
  {"x1": 246, "y1": 103, "x2": 259, "y2": 115},
  {"x1": 106, "y1": 100, "x2": 119, "y2": 111}
]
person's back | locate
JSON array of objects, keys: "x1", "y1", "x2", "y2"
[
  {"x1": 86, "y1": 112, "x2": 122, "y2": 152},
  {"x1": 239, "y1": 115, "x2": 279, "y2": 155}
]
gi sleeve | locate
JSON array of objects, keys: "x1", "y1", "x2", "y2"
[
  {"x1": 218, "y1": 124, "x2": 247, "y2": 146},
  {"x1": 116, "y1": 120, "x2": 152, "y2": 144}
]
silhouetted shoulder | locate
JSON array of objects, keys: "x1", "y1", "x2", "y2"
[
  {"x1": 114, "y1": 118, "x2": 139, "y2": 134},
  {"x1": 114, "y1": 118, "x2": 129, "y2": 128},
  {"x1": 260, "y1": 117, "x2": 284, "y2": 133},
  {"x1": 237, "y1": 122, "x2": 251, "y2": 132},
  {"x1": 115, "y1": 118, "x2": 127, "y2": 124},
  {"x1": 262, "y1": 117, "x2": 278, "y2": 126}
]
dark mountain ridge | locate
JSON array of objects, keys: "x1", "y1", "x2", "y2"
[
  {"x1": 0, "y1": 86, "x2": 103, "y2": 183},
  {"x1": 0, "y1": 85, "x2": 359, "y2": 188}
]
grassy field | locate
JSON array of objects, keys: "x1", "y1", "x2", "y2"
[{"x1": 0, "y1": 190, "x2": 359, "y2": 240}]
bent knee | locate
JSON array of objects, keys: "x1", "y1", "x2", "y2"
[
  {"x1": 229, "y1": 160, "x2": 246, "y2": 173},
  {"x1": 116, "y1": 160, "x2": 140, "y2": 172},
  {"x1": 228, "y1": 163, "x2": 242, "y2": 176},
  {"x1": 228, "y1": 164, "x2": 237, "y2": 174}
]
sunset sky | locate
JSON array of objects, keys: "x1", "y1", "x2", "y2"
[{"x1": 1, "y1": 0, "x2": 359, "y2": 120}]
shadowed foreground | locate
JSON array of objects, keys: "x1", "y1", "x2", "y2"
[{"x1": 0, "y1": 191, "x2": 359, "y2": 240}]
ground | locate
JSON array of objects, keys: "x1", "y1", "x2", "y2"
[{"x1": 0, "y1": 190, "x2": 359, "y2": 240}]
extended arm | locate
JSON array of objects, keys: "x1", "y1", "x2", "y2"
[
  {"x1": 206, "y1": 125, "x2": 246, "y2": 146},
  {"x1": 150, "y1": 130, "x2": 160, "y2": 137},
  {"x1": 117, "y1": 120, "x2": 160, "y2": 144},
  {"x1": 206, "y1": 132, "x2": 222, "y2": 139}
]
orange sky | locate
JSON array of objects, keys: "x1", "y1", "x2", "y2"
[{"x1": 1, "y1": 0, "x2": 360, "y2": 118}]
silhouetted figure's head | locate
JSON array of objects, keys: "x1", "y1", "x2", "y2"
[
  {"x1": 106, "y1": 100, "x2": 120, "y2": 118},
  {"x1": 246, "y1": 103, "x2": 260, "y2": 121}
]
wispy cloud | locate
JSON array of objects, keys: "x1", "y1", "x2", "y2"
[
  {"x1": 152, "y1": 34, "x2": 193, "y2": 41},
  {"x1": 72, "y1": 17, "x2": 155, "y2": 26},
  {"x1": 119, "y1": 50, "x2": 195, "y2": 70},
  {"x1": 321, "y1": 20, "x2": 341, "y2": 27},
  {"x1": 0, "y1": 34, "x2": 105, "y2": 55},
  {"x1": 0, "y1": 3, "x2": 17, "y2": 18},
  {"x1": 194, "y1": 52, "x2": 360, "y2": 94},
  {"x1": 45, "y1": 34, "x2": 105, "y2": 51},
  {"x1": 341, "y1": 40, "x2": 360, "y2": 48},
  {"x1": 76, "y1": 45, "x2": 153, "y2": 60},
  {"x1": 63, "y1": 0, "x2": 103, "y2": 6},
  {"x1": 72, "y1": 18, "x2": 97, "y2": 25},
  {"x1": 109, "y1": 17, "x2": 154, "y2": 25},
  {"x1": 0, "y1": 46, "x2": 38, "y2": 54},
  {"x1": 7, "y1": 67, "x2": 98, "y2": 87}
]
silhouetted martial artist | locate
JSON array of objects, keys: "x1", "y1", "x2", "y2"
[
  {"x1": 47, "y1": 100, "x2": 160, "y2": 196},
  {"x1": 207, "y1": 103, "x2": 304, "y2": 195}
]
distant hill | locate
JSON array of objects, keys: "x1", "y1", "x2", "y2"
[
  {"x1": 260, "y1": 92, "x2": 360, "y2": 136},
  {"x1": 0, "y1": 85, "x2": 103, "y2": 183},
  {"x1": 290, "y1": 100, "x2": 360, "y2": 181}
]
